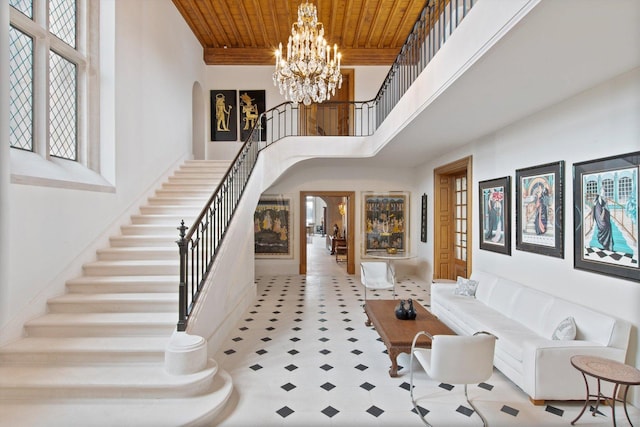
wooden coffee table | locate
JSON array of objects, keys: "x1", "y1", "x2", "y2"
[{"x1": 364, "y1": 299, "x2": 455, "y2": 377}]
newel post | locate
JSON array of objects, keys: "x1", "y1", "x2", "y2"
[{"x1": 177, "y1": 220, "x2": 188, "y2": 332}]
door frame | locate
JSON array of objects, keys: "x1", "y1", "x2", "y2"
[
  {"x1": 299, "y1": 191, "x2": 356, "y2": 275},
  {"x1": 433, "y1": 156, "x2": 473, "y2": 280}
]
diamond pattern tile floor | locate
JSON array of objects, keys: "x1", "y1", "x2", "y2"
[{"x1": 212, "y1": 237, "x2": 640, "y2": 426}]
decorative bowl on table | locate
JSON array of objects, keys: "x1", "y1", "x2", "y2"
[{"x1": 386, "y1": 247, "x2": 398, "y2": 255}]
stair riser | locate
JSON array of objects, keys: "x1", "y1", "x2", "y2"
[
  {"x1": 24, "y1": 324, "x2": 176, "y2": 338},
  {"x1": 139, "y1": 205, "x2": 203, "y2": 215},
  {"x1": 109, "y1": 237, "x2": 176, "y2": 248},
  {"x1": 130, "y1": 215, "x2": 196, "y2": 226},
  {"x1": 83, "y1": 265, "x2": 178, "y2": 276},
  {"x1": 0, "y1": 351, "x2": 164, "y2": 365},
  {"x1": 47, "y1": 301, "x2": 176, "y2": 313},
  {"x1": 0, "y1": 376, "x2": 213, "y2": 400},
  {"x1": 66, "y1": 282, "x2": 177, "y2": 294},
  {"x1": 97, "y1": 250, "x2": 176, "y2": 261},
  {"x1": 147, "y1": 198, "x2": 208, "y2": 207},
  {"x1": 120, "y1": 226, "x2": 181, "y2": 236},
  {"x1": 154, "y1": 189, "x2": 212, "y2": 197}
]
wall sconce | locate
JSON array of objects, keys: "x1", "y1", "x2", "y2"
[{"x1": 338, "y1": 202, "x2": 346, "y2": 217}]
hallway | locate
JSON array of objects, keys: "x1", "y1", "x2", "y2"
[{"x1": 212, "y1": 239, "x2": 640, "y2": 425}]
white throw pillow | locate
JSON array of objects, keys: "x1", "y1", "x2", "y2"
[
  {"x1": 454, "y1": 276, "x2": 478, "y2": 297},
  {"x1": 552, "y1": 316, "x2": 577, "y2": 340}
]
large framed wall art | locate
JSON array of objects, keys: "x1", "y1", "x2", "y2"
[
  {"x1": 363, "y1": 192, "x2": 409, "y2": 255},
  {"x1": 479, "y1": 176, "x2": 511, "y2": 255},
  {"x1": 210, "y1": 90, "x2": 237, "y2": 141},
  {"x1": 573, "y1": 152, "x2": 639, "y2": 282},
  {"x1": 254, "y1": 196, "x2": 292, "y2": 258},
  {"x1": 515, "y1": 161, "x2": 565, "y2": 258},
  {"x1": 239, "y1": 90, "x2": 266, "y2": 142}
]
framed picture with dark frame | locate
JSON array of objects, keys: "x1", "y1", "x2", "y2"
[
  {"x1": 479, "y1": 176, "x2": 511, "y2": 255},
  {"x1": 420, "y1": 193, "x2": 428, "y2": 243},
  {"x1": 362, "y1": 192, "x2": 409, "y2": 256},
  {"x1": 210, "y1": 90, "x2": 237, "y2": 141},
  {"x1": 239, "y1": 90, "x2": 266, "y2": 142},
  {"x1": 515, "y1": 161, "x2": 565, "y2": 258},
  {"x1": 573, "y1": 151, "x2": 639, "y2": 282},
  {"x1": 254, "y1": 196, "x2": 292, "y2": 258}
]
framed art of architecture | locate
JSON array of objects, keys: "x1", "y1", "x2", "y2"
[
  {"x1": 239, "y1": 90, "x2": 266, "y2": 142},
  {"x1": 573, "y1": 152, "x2": 639, "y2": 282},
  {"x1": 210, "y1": 90, "x2": 237, "y2": 141},
  {"x1": 363, "y1": 192, "x2": 409, "y2": 255},
  {"x1": 254, "y1": 196, "x2": 292, "y2": 258},
  {"x1": 516, "y1": 161, "x2": 565, "y2": 258},
  {"x1": 479, "y1": 176, "x2": 511, "y2": 255}
]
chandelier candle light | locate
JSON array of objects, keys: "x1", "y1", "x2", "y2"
[{"x1": 273, "y1": 2, "x2": 343, "y2": 106}]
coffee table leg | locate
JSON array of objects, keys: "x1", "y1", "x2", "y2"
[
  {"x1": 388, "y1": 347, "x2": 400, "y2": 377},
  {"x1": 572, "y1": 372, "x2": 590, "y2": 425}
]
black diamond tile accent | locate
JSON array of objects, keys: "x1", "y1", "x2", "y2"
[
  {"x1": 590, "y1": 405, "x2": 605, "y2": 416},
  {"x1": 501, "y1": 405, "x2": 519, "y2": 416},
  {"x1": 294, "y1": 318, "x2": 303, "y2": 322},
  {"x1": 439, "y1": 383, "x2": 454, "y2": 391},
  {"x1": 250, "y1": 311, "x2": 257, "y2": 314},
  {"x1": 244, "y1": 318, "x2": 254, "y2": 322},
  {"x1": 341, "y1": 311, "x2": 349, "y2": 314},
  {"x1": 320, "y1": 364, "x2": 334, "y2": 371},
  {"x1": 290, "y1": 337, "x2": 300, "y2": 342},
  {"x1": 319, "y1": 318, "x2": 327, "y2": 322},
  {"x1": 224, "y1": 349, "x2": 236, "y2": 355},
  {"x1": 269, "y1": 318, "x2": 278, "y2": 322},
  {"x1": 366, "y1": 406, "x2": 384, "y2": 417},
  {"x1": 281, "y1": 382, "x2": 296, "y2": 392},
  {"x1": 249, "y1": 364, "x2": 263, "y2": 371},
  {"x1": 412, "y1": 405, "x2": 429, "y2": 417},
  {"x1": 288, "y1": 349, "x2": 299, "y2": 355},
  {"x1": 273, "y1": 311, "x2": 281, "y2": 314},
  {"x1": 285, "y1": 364, "x2": 298, "y2": 371},
  {"x1": 276, "y1": 406, "x2": 294, "y2": 418},
  {"x1": 348, "y1": 337, "x2": 358, "y2": 342},
  {"x1": 261, "y1": 337, "x2": 271, "y2": 342},
  {"x1": 319, "y1": 337, "x2": 330, "y2": 342},
  {"x1": 265, "y1": 326, "x2": 275, "y2": 331},
  {"x1": 321, "y1": 406, "x2": 339, "y2": 418},
  {"x1": 319, "y1": 311, "x2": 326, "y2": 314},
  {"x1": 545, "y1": 405, "x2": 564, "y2": 417},
  {"x1": 360, "y1": 382, "x2": 375, "y2": 391},
  {"x1": 351, "y1": 349, "x2": 363, "y2": 355},
  {"x1": 342, "y1": 318, "x2": 352, "y2": 322},
  {"x1": 399, "y1": 382, "x2": 411, "y2": 391},
  {"x1": 355, "y1": 364, "x2": 368, "y2": 371},
  {"x1": 256, "y1": 349, "x2": 267, "y2": 355},
  {"x1": 319, "y1": 349, "x2": 331, "y2": 355},
  {"x1": 457, "y1": 405, "x2": 474, "y2": 417},
  {"x1": 292, "y1": 327, "x2": 301, "y2": 331},
  {"x1": 320, "y1": 382, "x2": 336, "y2": 391},
  {"x1": 319, "y1": 327, "x2": 328, "y2": 331},
  {"x1": 478, "y1": 382, "x2": 493, "y2": 391},
  {"x1": 239, "y1": 326, "x2": 248, "y2": 331}
]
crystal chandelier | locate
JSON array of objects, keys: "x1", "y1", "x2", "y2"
[{"x1": 273, "y1": 2, "x2": 343, "y2": 106}]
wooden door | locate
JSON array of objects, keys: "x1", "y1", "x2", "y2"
[
  {"x1": 434, "y1": 157, "x2": 473, "y2": 280},
  {"x1": 300, "y1": 69, "x2": 353, "y2": 136}
]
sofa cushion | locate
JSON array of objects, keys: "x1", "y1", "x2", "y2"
[
  {"x1": 543, "y1": 300, "x2": 615, "y2": 346},
  {"x1": 470, "y1": 270, "x2": 499, "y2": 304},
  {"x1": 552, "y1": 316, "x2": 577, "y2": 340},
  {"x1": 510, "y1": 288, "x2": 555, "y2": 336},
  {"x1": 454, "y1": 276, "x2": 478, "y2": 297},
  {"x1": 485, "y1": 278, "x2": 523, "y2": 317}
]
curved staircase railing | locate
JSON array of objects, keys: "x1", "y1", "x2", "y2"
[{"x1": 176, "y1": 0, "x2": 476, "y2": 331}]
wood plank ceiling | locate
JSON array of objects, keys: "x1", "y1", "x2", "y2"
[{"x1": 172, "y1": 0, "x2": 427, "y2": 66}]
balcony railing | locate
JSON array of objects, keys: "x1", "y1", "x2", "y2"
[{"x1": 177, "y1": 0, "x2": 476, "y2": 331}]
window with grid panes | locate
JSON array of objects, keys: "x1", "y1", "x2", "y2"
[
  {"x1": 454, "y1": 175, "x2": 467, "y2": 262},
  {"x1": 9, "y1": 0, "x2": 88, "y2": 162}
]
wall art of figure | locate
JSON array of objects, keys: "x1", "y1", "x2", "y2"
[
  {"x1": 592, "y1": 186, "x2": 614, "y2": 251},
  {"x1": 210, "y1": 90, "x2": 237, "y2": 141},
  {"x1": 239, "y1": 90, "x2": 266, "y2": 142}
]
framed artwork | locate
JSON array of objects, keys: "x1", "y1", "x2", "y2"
[
  {"x1": 239, "y1": 90, "x2": 266, "y2": 142},
  {"x1": 516, "y1": 161, "x2": 565, "y2": 258},
  {"x1": 210, "y1": 90, "x2": 237, "y2": 141},
  {"x1": 254, "y1": 196, "x2": 292, "y2": 258},
  {"x1": 479, "y1": 176, "x2": 511, "y2": 255},
  {"x1": 363, "y1": 192, "x2": 409, "y2": 255},
  {"x1": 420, "y1": 193, "x2": 428, "y2": 243},
  {"x1": 573, "y1": 151, "x2": 639, "y2": 282}
]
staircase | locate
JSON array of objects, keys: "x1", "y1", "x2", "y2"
[{"x1": 0, "y1": 160, "x2": 233, "y2": 426}]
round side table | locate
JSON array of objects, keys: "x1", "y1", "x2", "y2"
[{"x1": 570, "y1": 355, "x2": 640, "y2": 427}]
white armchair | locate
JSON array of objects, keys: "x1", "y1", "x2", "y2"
[
  {"x1": 360, "y1": 261, "x2": 395, "y2": 300},
  {"x1": 410, "y1": 331, "x2": 497, "y2": 426}
]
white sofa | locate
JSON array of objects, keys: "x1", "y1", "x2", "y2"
[{"x1": 431, "y1": 270, "x2": 631, "y2": 403}]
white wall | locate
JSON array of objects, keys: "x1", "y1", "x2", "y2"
[
  {"x1": 204, "y1": 65, "x2": 389, "y2": 160},
  {"x1": 1, "y1": 0, "x2": 205, "y2": 343},
  {"x1": 415, "y1": 68, "x2": 640, "y2": 405}
]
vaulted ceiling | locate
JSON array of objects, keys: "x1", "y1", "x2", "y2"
[{"x1": 171, "y1": 0, "x2": 426, "y2": 65}]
